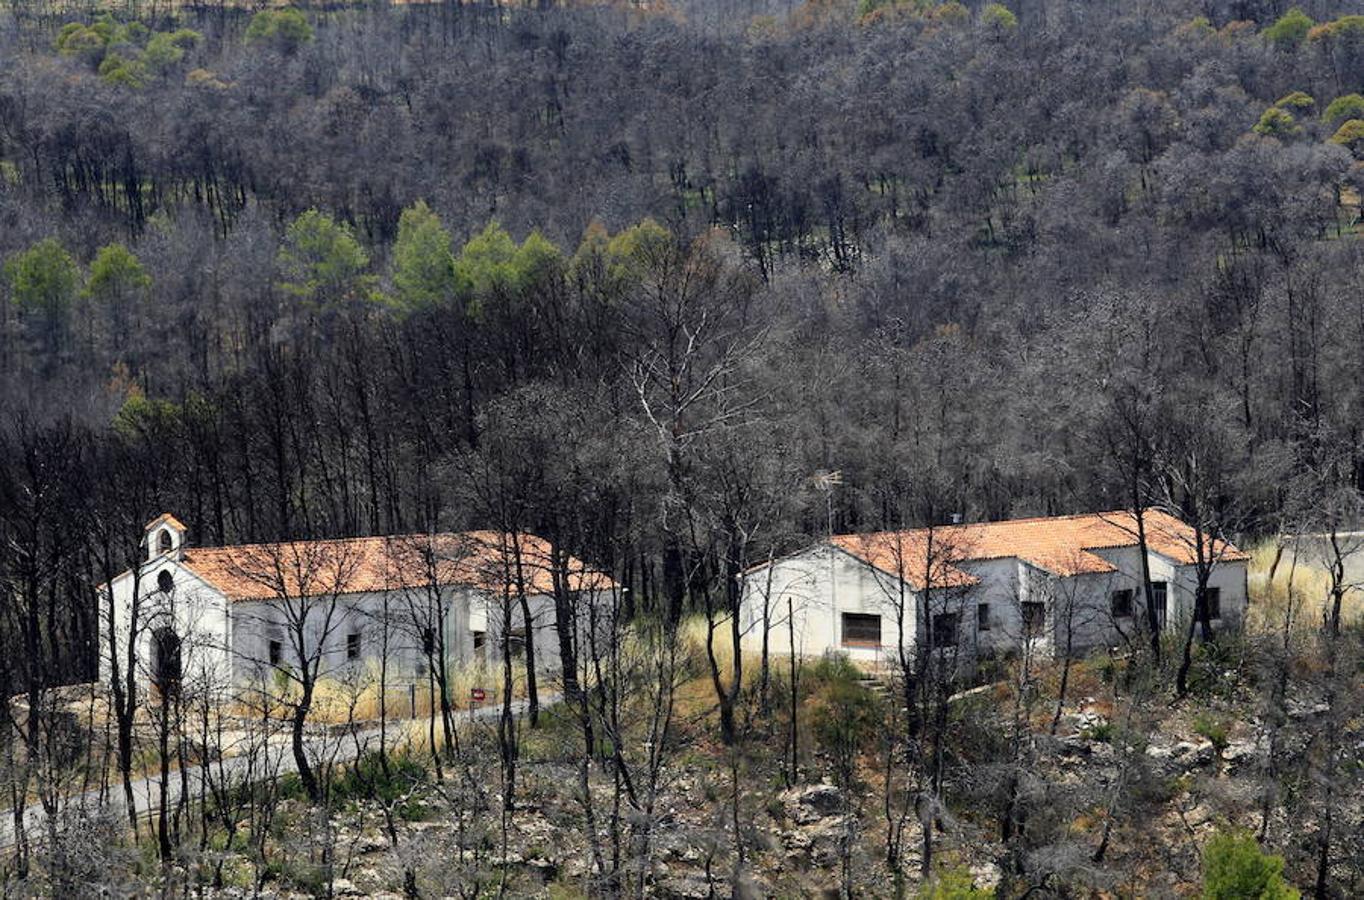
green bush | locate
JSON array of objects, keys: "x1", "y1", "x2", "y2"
[
  {"x1": 1081, "y1": 720, "x2": 1114, "y2": 743},
  {"x1": 1274, "y1": 91, "x2": 1314, "y2": 110},
  {"x1": 1323, "y1": 93, "x2": 1364, "y2": 125},
  {"x1": 1264, "y1": 7, "x2": 1314, "y2": 48},
  {"x1": 980, "y1": 3, "x2": 1017, "y2": 29},
  {"x1": 1253, "y1": 107, "x2": 1300, "y2": 137},
  {"x1": 245, "y1": 8, "x2": 313, "y2": 54},
  {"x1": 1193, "y1": 713, "x2": 1230, "y2": 752},
  {"x1": 330, "y1": 750, "x2": 428, "y2": 806},
  {"x1": 1329, "y1": 119, "x2": 1364, "y2": 156},
  {"x1": 1202, "y1": 830, "x2": 1299, "y2": 899},
  {"x1": 918, "y1": 866, "x2": 995, "y2": 898}
]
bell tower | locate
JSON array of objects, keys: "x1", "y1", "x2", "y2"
[{"x1": 145, "y1": 513, "x2": 187, "y2": 563}]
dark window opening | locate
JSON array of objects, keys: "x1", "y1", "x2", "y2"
[
  {"x1": 346, "y1": 632, "x2": 361, "y2": 661},
  {"x1": 157, "y1": 570, "x2": 174, "y2": 593},
  {"x1": 1111, "y1": 589, "x2": 1134, "y2": 618},
  {"x1": 473, "y1": 630, "x2": 486, "y2": 662},
  {"x1": 977, "y1": 603, "x2": 991, "y2": 631},
  {"x1": 1151, "y1": 582, "x2": 1168, "y2": 627},
  {"x1": 1204, "y1": 587, "x2": 1222, "y2": 620},
  {"x1": 152, "y1": 627, "x2": 182, "y2": 695},
  {"x1": 268, "y1": 639, "x2": 283, "y2": 667},
  {"x1": 931, "y1": 612, "x2": 959, "y2": 648},
  {"x1": 157, "y1": 529, "x2": 173, "y2": 554},
  {"x1": 841, "y1": 612, "x2": 882, "y2": 648},
  {"x1": 422, "y1": 627, "x2": 435, "y2": 656},
  {"x1": 507, "y1": 628, "x2": 527, "y2": 659},
  {"x1": 1022, "y1": 602, "x2": 1047, "y2": 637}
]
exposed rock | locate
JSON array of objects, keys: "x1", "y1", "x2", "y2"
[
  {"x1": 1287, "y1": 700, "x2": 1329, "y2": 720},
  {"x1": 780, "y1": 783, "x2": 843, "y2": 825},
  {"x1": 969, "y1": 860, "x2": 1002, "y2": 890},
  {"x1": 355, "y1": 834, "x2": 388, "y2": 855},
  {"x1": 782, "y1": 815, "x2": 854, "y2": 868},
  {"x1": 330, "y1": 878, "x2": 362, "y2": 896},
  {"x1": 525, "y1": 856, "x2": 558, "y2": 881},
  {"x1": 1221, "y1": 739, "x2": 1258, "y2": 770},
  {"x1": 1183, "y1": 804, "x2": 1214, "y2": 829},
  {"x1": 1174, "y1": 740, "x2": 1217, "y2": 768},
  {"x1": 656, "y1": 874, "x2": 712, "y2": 899}
]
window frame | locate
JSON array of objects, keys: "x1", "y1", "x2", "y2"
[
  {"x1": 840, "y1": 612, "x2": 883, "y2": 648},
  {"x1": 1022, "y1": 601, "x2": 1047, "y2": 638},
  {"x1": 1110, "y1": 588, "x2": 1134, "y2": 618},
  {"x1": 346, "y1": 632, "x2": 362, "y2": 661},
  {"x1": 1204, "y1": 586, "x2": 1222, "y2": 621},
  {"x1": 268, "y1": 639, "x2": 283, "y2": 668},
  {"x1": 931, "y1": 612, "x2": 960, "y2": 649},
  {"x1": 976, "y1": 603, "x2": 991, "y2": 632}
]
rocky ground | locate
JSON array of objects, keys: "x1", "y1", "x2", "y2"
[{"x1": 177, "y1": 685, "x2": 1324, "y2": 899}]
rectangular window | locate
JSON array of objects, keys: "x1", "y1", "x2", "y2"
[
  {"x1": 473, "y1": 630, "x2": 486, "y2": 661},
  {"x1": 1022, "y1": 602, "x2": 1047, "y2": 637},
  {"x1": 1152, "y1": 582, "x2": 1168, "y2": 627},
  {"x1": 268, "y1": 639, "x2": 282, "y2": 667},
  {"x1": 346, "y1": 633, "x2": 361, "y2": 661},
  {"x1": 507, "y1": 628, "x2": 527, "y2": 659},
  {"x1": 1204, "y1": 587, "x2": 1222, "y2": 620},
  {"x1": 931, "y1": 612, "x2": 959, "y2": 648},
  {"x1": 977, "y1": 603, "x2": 991, "y2": 631},
  {"x1": 841, "y1": 613, "x2": 882, "y2": 648},
  {"x1": 1110, "y1": 589, "x2": 1134, "y2": 618},
  {"x1": 421, "y1": 627, "x2": 435, "y2": 656}
]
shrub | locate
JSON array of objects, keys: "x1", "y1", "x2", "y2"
[
  {"x1": 919, "y1": 867, "x2": 995, "y2": 898},
  {"x1": 1081, "y1": 720, "x2": 1114, "y2": 743},
  {"x1": 1263, "y1": 7, "x2": 1313, "y2": 48},
  {"x1": 1274, "y1": 91, "x2": 1314, "y2": 110},
  {"x1": 330, "y1": 749, "x2": 428, "y2": 806},
  {"x1": 1193, "y1": 713, "x2": 1230, "y2": 752},
  {"x1": 1330, "y1": 119, "x2": 1364, "y2": 157},
  {"x1": 1202, "y1": 830, "x2": 1299, "y2": 899},
  {"x1": 1323, "y1": 93, "x2": 1364, "y2": 125},
  {"x1": 980, "y1": 3, "x2": 1016, "y2": 29},
  {"x1": 1253, "y1": 107, "x2": 1300, "y2": 137},
  {"x1": 245, "y1": 8, "x2": 313, "y2": 55}
]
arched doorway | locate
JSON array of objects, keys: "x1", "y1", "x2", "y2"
[{"x1": 152, "y1": 627, "x2": 182, "y2": 696}]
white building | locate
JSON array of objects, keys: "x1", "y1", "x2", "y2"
[
  {"x1": 739, "y1": 509, "x2": 1249, "y2": 670},
  {"x1": 101, "y1": 514, "x2": 613, "y2": 696}
]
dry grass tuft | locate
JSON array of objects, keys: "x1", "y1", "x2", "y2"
[{"x1": 1244, "y1": 538, "x2": 1364, "y2": 635}]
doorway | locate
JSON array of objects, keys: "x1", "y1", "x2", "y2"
[{"x1": 152, "y1": 627, "x2": 182, "y2": 695}]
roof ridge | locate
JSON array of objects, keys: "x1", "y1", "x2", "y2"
[
  {"x1": 830, "y1": 508, "x2": 1146, "y2": 540},
  {"x1": 183, "y1": 530, "x2": 521, "y2": 556}
]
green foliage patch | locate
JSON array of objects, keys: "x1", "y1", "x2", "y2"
[
  {"x1": 1202, "y1": 830, "x2": 1299, "y2": 899},
  {"x1": 55, "y1": 14, "x2": 199, "y2": 87}
]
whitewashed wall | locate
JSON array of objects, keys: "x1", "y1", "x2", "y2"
[
  {"x1": 739, "y1": 546, "x2": 917, "y2": 665},
  {"x1": 740, "y1": 541, "x2": 1251, "y2": 666},
  {"x1": 100, "y1": 559, "x2": 232, "y2": 694}
]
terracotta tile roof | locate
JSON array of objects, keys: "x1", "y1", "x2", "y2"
[
  {"x1": 829, "y1": 509, "x2": 1247, "y2": 591},
  {"x1": 177, "y1": 531, "x2": 615, "y2": 602}
]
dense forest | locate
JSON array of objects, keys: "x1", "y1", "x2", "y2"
[{"x1": 2, "y1": 0, "x2": 1364, "y2": 895}]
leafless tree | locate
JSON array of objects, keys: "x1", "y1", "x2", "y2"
[{"x1": 227, "y1": 539, "x2": 364, "y2": 803}]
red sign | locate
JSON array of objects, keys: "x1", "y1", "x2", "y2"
[{"x1": 470, "y1": 688, "x2": 486, "y2": 703}]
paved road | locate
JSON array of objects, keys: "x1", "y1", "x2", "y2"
[{"x1": 0, "y1": 696, "x2": 549, "y2": 852}]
